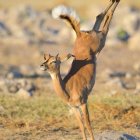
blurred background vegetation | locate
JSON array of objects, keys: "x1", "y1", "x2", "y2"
[{"x1": 0, "y1": 0, "x2": 140, "y2": 17}]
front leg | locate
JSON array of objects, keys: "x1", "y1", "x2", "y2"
[{"x1": 80, "y1": 104, "x2": 95, "y2": 140}]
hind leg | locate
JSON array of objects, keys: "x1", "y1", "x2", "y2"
[
  {"x1": 93, "y1": 0, "x2": 120, "y2": 31},
  {"x1": 95, "y1": 1, "x2": 120, "y2": 54},
  {"x1": 93, "y1": 0, "x2": 115, "y2": 31},
  {"x1": 101, "y1": 1, "x2": 120, "y2": 35}
]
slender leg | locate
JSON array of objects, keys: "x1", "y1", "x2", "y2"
[
  {"x1": 72, "y1": 107, "x2": 87, "y2": 140},
  {"x1": 95, "y1": 1, "x2": 120, "y2": 54},
  {"x1": 102, "y1": 1, "x2": 120, "y2": 34},
  {"x1": 93, "y1": 0, "x2": 115, "y2": 31},
  {"x1": 80, "y1": 104, "x2": 94, "y2": 140},
  {"x1": 93, "y1": 0, "x2": 120, "y2": 32}
]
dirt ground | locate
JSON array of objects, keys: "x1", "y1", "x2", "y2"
[{"x1": 0, "y1": 42, "x2": 140, "y2": 140}]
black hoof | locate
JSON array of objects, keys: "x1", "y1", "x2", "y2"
[
  {"x1": 110, "y1": 0, "x2": 115, "y2": 2},
  {"x1": 110, "y1": 0, "x2": 120, "y2": 2}
]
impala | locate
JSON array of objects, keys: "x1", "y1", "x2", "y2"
[{"x1": 40, "y1": 0, "x2": 120, "y2": 139}]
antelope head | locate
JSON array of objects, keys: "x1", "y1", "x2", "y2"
[{"x1": 40, "y1": 53, "x2": 75, "y2": 74}]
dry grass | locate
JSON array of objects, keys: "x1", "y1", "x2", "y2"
[
  {"x1": 89, "y1": 93, "x2": 140, "y2": 136},
  {"x1": 0, "y1": 91, "x2": 140, "y2": 139}
]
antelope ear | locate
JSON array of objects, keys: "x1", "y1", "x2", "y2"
[
  {"x1": 56, "y1": 53, "x2": 60, "y2": 60},
  {"x1": 59, "y1": 53, "x2": 75, "y2": 62},
  {"x1": 44, "y1": 53, "x2": 51, "y2": 60},
  {"x1": 44, "y1": 54, "x2": 46, "y2": 60}
]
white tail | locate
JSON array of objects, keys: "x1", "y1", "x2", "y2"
[{"x1": 52, "y1": 5, "x2": 81, "y2": 36}]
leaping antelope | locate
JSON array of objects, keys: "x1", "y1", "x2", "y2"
[{"x1": 40, "y1": 0, "x2": 120, "y2": 140}]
